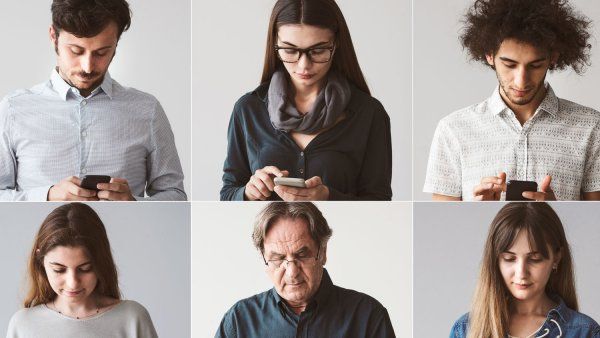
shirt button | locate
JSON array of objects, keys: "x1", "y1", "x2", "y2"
[
  {"x1": 81, "y1": 168, "x2": 87, "y2": 174},
  {"x1": 299, "y1": 169, "x2": 304, "y2": 174},
  {"x1": 81, "y1": 131, "x2": 87, "y2": 137},
  {"x1": 300, "y1": 152, "x2": 304, "y2": 157},
  {"x1": 81, "y1": 100, "x2": 87, "y2": 106}
]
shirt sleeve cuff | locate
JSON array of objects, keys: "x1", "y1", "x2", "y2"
[{"x1": 28, "y1": 185, "x2": 54, "y2": 201}]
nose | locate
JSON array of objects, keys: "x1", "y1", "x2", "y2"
[
  {"x1": 514, "y1": 259, "x2": 528, "y2": 280},
  {"x1": 514, "y1": 66, "x2": 529, "y2": 89},
  {"x1": 297, "y1": 52, "x2": 312, "y2": 71},
  {"x1": 80, "y1": 54, "x2": 94, "y2": 74},
  {"x1": 284, "y1": 259, "x2": 301, "y2": 277},
  {"x1": 65, "y1": 271, "x2": 80, "y2": 289}
]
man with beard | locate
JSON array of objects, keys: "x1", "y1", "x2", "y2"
[
  {"x1": 0, "y1": 0, "x2": 186, "y2": 201},
  {"x1": 424, "y1": 0, "x2": 600, "y2": 201}
]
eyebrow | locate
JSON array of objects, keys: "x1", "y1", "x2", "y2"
[
  {"x1": 502, "y1": 250, "x2": 540, "y2": 255},
  {"x1": 268, "y1": 246, "x2": 311, "y2": 258},
  {"x1": 278, "y1": 40, "x2": 332, "y2": 48},
  {"x1": 67, "y1": 44, "x2": 114, "y2": 51},
  {"x1": 498, "y1": 56, "x2": 548, "y2": 64},
  {"x1": 49, "y1": 261, "x2": 92, "y2": 267}
]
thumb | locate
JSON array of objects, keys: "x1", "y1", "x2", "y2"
[
  {"x1": 540, "y1": 175, "x2": 552, "y2": 192},
  {"x1": 305, "y1": 176, "x2": 323, "y2": 188}
]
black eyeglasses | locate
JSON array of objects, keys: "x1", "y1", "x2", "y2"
[
  {"x1": 262, "y1": 247, "x2": 321, "y2": 269},
  {"x1": 274, "y1": 45, "x2": 335, "y2": 63}
]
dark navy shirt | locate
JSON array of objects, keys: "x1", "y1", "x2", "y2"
[
  {"x1": 450, "y1": 295, "x2": 600, "y2": 338},
  {"x1": 216, "y1": 269, "x2": 396, "y2": 338},
  {"x1": 220, "y1": 82, "x2": 393, "y2": 201}
]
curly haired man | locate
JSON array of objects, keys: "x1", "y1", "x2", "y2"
[{"x1": 424, "y1": 0, "x2": 600, "y2": 201}]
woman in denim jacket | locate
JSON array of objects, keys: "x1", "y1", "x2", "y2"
[{"x1": 450, "y1": 202, "x2": 600, "y2": 338}]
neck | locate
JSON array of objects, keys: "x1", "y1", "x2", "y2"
[
  {"x1": 500, "y1": 85, "x2": 547, "y2": 125},
  {"x1": 285, "y1": 300, "x2": 308, "y2": 315},
  {"x1": 53, "y1": 294, "x2": 99, "y2": 316},
  {"x1": 511, "y1": 293, "x2": 555, "y2": 316}
]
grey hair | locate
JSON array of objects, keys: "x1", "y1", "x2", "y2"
[{"x1": 252, "y1": 202, "x2": 333, "y2": 253}]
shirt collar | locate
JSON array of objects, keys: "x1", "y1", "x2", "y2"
[
  {"x1": 547, "y1": 294, "x2": 571, "y2": 324},
  {"x1": 487, "y1": 82, "x2": 558, "y2": 118},
  {"x1": 272, "y1": 268, "x2": 334, "y2": 311},
  {"x1": 49, "y1": 68, "x2": 114, "y2": 101}
]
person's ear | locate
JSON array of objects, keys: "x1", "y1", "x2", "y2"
[{"x1": 486, "y1": 54, "x2": 495, "y2": 68}]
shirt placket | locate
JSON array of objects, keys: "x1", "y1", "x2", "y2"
[
  {"x1": 507, "y1": 112, "x2": 534, "y2": 181},
  {"x1": 297, "y1": 150, "x2": 307, "y2": 179},
  {"x1": 77, "y1": 97, "x2": 90, "y2": 176},
  {"x1": 295, "y1": 310, "x2": 311, "y2": 338}
]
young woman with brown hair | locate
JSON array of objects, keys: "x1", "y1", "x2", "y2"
[
  {"x1": 221, "y1": 0, "x2": 392, "y2": 201},
  {"x1": 450, "y1": 202, "x2": 599, "y2": 338},
  {"x1": 6, "y1": 203, "x2": 157, "y2": 338}
]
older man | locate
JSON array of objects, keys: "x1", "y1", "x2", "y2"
[
  {"x1": 216, "y1": 202, "x2": 395, "y2": 337},
  {"x1": 0, "y1": 0, "x2": 185, "y2": 201}
]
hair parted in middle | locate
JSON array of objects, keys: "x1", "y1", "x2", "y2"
[
  {"x1": 252, "y1": 202, "x2": 333, "y2": 253},
  {"x1": 460, "y1": 0, "x2": 592, "y2": 74},
  {"x1": 467, "y1": 202, "x2": 577, "y2": 338},
  {"x1": 24, "y1": 203, "x2": 121, "y2": 308},
  {"x1": 261, "y1": 0, "x2": 370, "y2": 94}
]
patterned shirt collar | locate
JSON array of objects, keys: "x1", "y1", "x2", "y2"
[
  {"x1": 50, "y1": 68, "x2": 114, "y2": 101},
  {"x1": 488, "y1": 82, "x2": 559, "y2": 118}
]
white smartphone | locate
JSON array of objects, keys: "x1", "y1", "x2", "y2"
[{"x1": 274, "y1": 177, "x2": 307, "y2": 188}]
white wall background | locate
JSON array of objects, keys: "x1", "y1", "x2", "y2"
[
  {"x1": 413, "y1": 0, "x2": 600, "y2": 200},
  {"x1": 414, "y1": 202, "x2": 600, "y2": 338},
  {"x1": 192, "y1": 201, "x2": 412, "y2": 337},
  {"x1": 0, "y1": 202, "x2": 191, "y2": 338},
  {"x1": 0, "y1": 0, "x2": 191, "y2": 195},
  {"x1": 192, "y1": 0, "x2": 412, "y2": 200}
]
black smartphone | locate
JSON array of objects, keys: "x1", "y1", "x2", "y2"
[
  {"x1": 80, "y1": 175, "x2": 111, "y2": 191},
  {"x1": 506, "y1": 180, "x2": 538, "y2": 201}
]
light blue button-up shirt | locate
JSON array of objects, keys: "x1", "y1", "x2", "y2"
[{"x1": 0, "y1": 69, "x2": 186, "y2": 201}]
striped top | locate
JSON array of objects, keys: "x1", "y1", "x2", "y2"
[
  {"x1": 0, "y1": 69, "x2": 186, "y2": 201},
  {"x1": 424, "y1": 83, "x2": 600, "y2": 200}
]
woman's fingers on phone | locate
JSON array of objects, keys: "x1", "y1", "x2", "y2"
[
  {"x1": 254, "y1": 170, "x2": 276, "y2": 191},
  {"x1": 250, "y1": 176, "x2": 271, "y2": 197}
]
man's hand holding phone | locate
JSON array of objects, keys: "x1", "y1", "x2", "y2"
[
  {"x1": 47, "y1": 176, "x2": 99, "y2": 201},
  {"x1": 97, "y1": 177, "x2": 135, "y2": 201},
  {"x1": 473, "y1": 172, "x2": 506, "y2": 201},
  {"x1": 521, "y1": 175, "x2": 556, "y2": 201}
]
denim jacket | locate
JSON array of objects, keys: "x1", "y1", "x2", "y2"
[{"x1": 450, "y1": 296, "x2": 600, "y2": 338}]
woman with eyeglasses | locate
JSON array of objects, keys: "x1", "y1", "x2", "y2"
[
  {"x1": 6, "y1": 203, "x2": 158, "y2": 338},
  {"x1": 450, "y1": 202, "x2": 600, "y2": 338},
  {"x1": 221, "y1": 0, "x2": 392, "y2": 201}
]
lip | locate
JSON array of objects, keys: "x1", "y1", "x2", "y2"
[
  {"x1": 296, "y1": 73, "x2": 315, "y2": 80},
  {"x1": 62, "y1": 289, "x2": 84, "y2": 297},
  {"x1": 511, "y1": 88, "x2": 531, "y2": 97},
  {"x1": 286, "y1": 281, "x2": 305, "y2": 287},
  {"x1": 513, "y1": 283, "x2": 532, "y2": 290}
]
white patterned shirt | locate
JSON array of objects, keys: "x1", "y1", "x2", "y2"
[
  {"x1": 0, "y1": 70, "x2": 186, "y2": 201},
  {"x1": 424, "y1": 83, "x2": 600, "y2": 201}
]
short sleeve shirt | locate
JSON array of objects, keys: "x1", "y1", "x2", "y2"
[{"x1": 424, "y1": 83, "x2": 600, "y2": 201}]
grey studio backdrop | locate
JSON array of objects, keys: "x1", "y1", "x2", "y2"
[
  {"x1": 193, "y1": 0, "x2": 412, "y2": 200},
  {"x1": 0, "y1": 0, "x2": 191, "y2": 195},
  {"x1": 414, "y1": 202, "x2": 600, "y2": 338},
  {"x1": 414, "y1": 0, "x2": 600, "y2": 200},
  {"x1": 192, "y1": 202, "x2": 412, "y2": 337},
  {"x1": 0, "y1": 202, "x2": 191, "y2": 337}
]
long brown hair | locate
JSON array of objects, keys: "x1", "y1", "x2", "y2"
[
  {"x1": 24, "y1": 203, "x2": 121, "y2": 307},
  {"x1": 261, "y1": 0, "x2": 370, "y2": 94},
  {"x1": 468, "y1": 202, "x2": 577, "y2": 338}
]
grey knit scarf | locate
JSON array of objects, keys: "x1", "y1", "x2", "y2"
[{"x1": 267, "y1": 70, "x2": 351, "y2": 133}]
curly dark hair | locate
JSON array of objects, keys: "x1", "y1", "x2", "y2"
[{"x1": 460, "y1": 0, "x2": 592, "y2": 74}]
